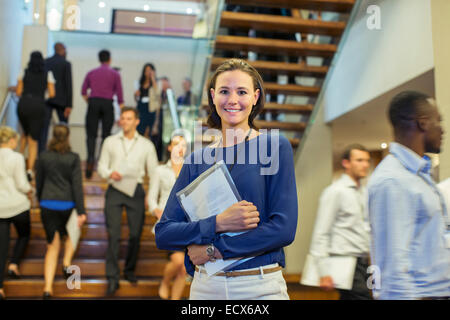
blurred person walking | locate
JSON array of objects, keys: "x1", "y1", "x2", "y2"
[
  {"x1": 0, "y1": 126, "x2": 32, "y2": 300},
  {"x1": 35, "y1": 124, "x2": 87, "y2": 299},
  {"x1": 40, "y1": 42, "x2": 73, "y2": 153},
  {"x1": 81, "y1": 49, "x2": 124, "y2": 179},
  {"x1": 16, "y1": 51, "x2": 55, "y2": 180}
]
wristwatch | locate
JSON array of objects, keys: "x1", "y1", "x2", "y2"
[{"x1": 206, "y1": 244, "x2": 216, "y2": 262}]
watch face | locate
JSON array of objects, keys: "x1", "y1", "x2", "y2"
[{"x1": 206, "y1": 247, "x2": 214, "y2": 255}]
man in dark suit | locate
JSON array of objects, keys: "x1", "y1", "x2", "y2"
[{"x1": 40, "y1": 42, "x2": 73, "y2": 153}]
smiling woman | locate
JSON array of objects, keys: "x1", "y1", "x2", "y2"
[
  {"x1": 207, "y1": 59, "x2": 265, "y2": 133},
  {"x1": 155, "y1": 59, "x2": 299, "y2": 300}
]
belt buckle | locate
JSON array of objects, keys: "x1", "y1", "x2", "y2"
[{"x1": 224, "y1": 270, "x2": 234, "y2": 278}]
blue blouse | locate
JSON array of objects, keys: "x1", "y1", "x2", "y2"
[{"x1": 155, "y1": 133, "x2": 298, "y2": 276}]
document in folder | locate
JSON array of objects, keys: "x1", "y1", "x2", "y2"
[
  {"x1": 111, "y1": 162, "x2": 139, "y2": 197},
  {"x1": 300, "y1": 254, "x2": 357, "y2": 290},
  {"x1": 66, "y1": 209, "x2": 81, "y2": 249},
  {"x1": 176, "y1": 161, "x2": 254, "y2": 276}
]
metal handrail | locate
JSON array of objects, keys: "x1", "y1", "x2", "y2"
[{"x1": 0, "y1": 88, "x2": 19, "y2": 125}]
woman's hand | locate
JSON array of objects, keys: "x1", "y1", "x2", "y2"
[
  {"x1": 153, "y1": 208, "x2": 163, "y2": 220},
  {"x1": 216, "y1": 200, "x2": 260, "y2": 233},
  {"x1": 77, "y1": 214, "x2": 87, "y2": 228},
  {"x1": 187, "y1": 244, "x2": 223, "y2": 265}
]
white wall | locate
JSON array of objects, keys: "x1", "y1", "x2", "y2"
[
  {"x1": 0, "y1": 0, "x2": 32, "y2": 105},
  {"x1": 324, "y1": 0, "x2": 434, "y2": 122},
  {"x1": 49, "y1": 30, "x2": 209, "y2": 158}
]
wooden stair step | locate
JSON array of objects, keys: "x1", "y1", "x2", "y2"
[
  {"x1": 254, "y1": 120, "x2": 307, "y2": 131},
  {"x1": 3, "y1": 279, "x2": 190, "y2": 298},
  {"x1": 10, "y1": 223, "x2": 156, "y2": 241},
  {"x1": 220, "y1": 11, "x2": 346, "y2": 36},
  {"x1": 226, "y1": 0, "x2": 355, "y2": 13},
  {"x1": 265, "y1": 82, "x2": 320, "y2": 96},
  {"x1": 9, "y1": 239, "x2": 166, "y2": 259},
  {"x1": 215, "y1": 35, "x2": 337, "y2": 57},
  {"x1": 29, "y1": 208, "x2": 157, "y2": 225},
  {"x1": 211, "y1": 57, "x2": 328, "y2": 77},
  {"x1": 2, "y1": 276, "x2": 339, "y2": 299},
  {"x1": 15, "y1": 258, "x2": 168, "y2": 277}
]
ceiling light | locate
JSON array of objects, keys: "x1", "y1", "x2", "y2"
[
  {"x1": 186, "y1": 8, "x2": 193, "y2": 14},
  {"x1": 381, "y1": 142, "x2": 388, "y2": 149},
  {"x1": 134, "y1": 17, "x2": 147, "y2": 24},
  {"x1": 98, "y1": 17, "x2": 105, "y2": 24},
  {"x1": 98, "y1": 2, "x2": 106, "y2": 8},
  {"x1": 143, "y1": 4, "x2": 150, "y2": 11}
]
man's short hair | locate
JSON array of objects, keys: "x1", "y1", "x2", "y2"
[
  {"x1": 98, "y1": 50, "x2": 110, "y2": 63},
  {"x1": 389, "y1": 91, "x2": 431, "y2": 131},
  {"x1": 121, "y1": 106, "x2": 139, "y2": 119},
  {"x1": 341, "y1": 144, "x2": 369, "y2": 161}
]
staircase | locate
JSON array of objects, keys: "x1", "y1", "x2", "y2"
[
  {"x1": 4, "y1": 167, "x2": 338, "y2": 299},
  {"x1": 204, "y1": 0, "x2": 356, "y2": 150}
]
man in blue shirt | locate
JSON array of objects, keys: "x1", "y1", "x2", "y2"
[{"x1": 368, "y1": 91, "x2": 450, "y2": 300}]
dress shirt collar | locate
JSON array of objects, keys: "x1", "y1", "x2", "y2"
[
  {"x1": 338, "y1": 173, "x2": 359, "y2": 189},
  {"x1": 389, "y1": 142, "x2": 431, "y2": 175},
  {"x1": 118, "y1": 130, "x2": 139, "y2": 141}
]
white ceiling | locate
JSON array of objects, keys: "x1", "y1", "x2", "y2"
[{"x1": 330, "y1": 68, "x2": 435, "y2": 164}]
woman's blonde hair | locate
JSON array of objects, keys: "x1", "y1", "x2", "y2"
[
  {"x1": 0, "y1": 126, "x2": 19, "y2": 145},
  {"x1": 48, "y1": 124, "x2": 71, "y2": 154},
  {"x1": 207, "y1": 58, "x2": 265, "y2": 130}
]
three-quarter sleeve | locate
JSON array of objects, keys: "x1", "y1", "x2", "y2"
[{"x1": 213, "y1": 136, "x2": 298, "y2": 259}]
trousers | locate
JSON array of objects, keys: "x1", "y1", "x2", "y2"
[
  {"x1": 0, "y1": 210, "x2": 30, "y2": 288},
  {"x1": 338, "y1": 256, "x2": 373, "y2": 300},
  {"x1": 104, "y1": 185, "x2": 145, "y2": 282},
  {"x1": 189, "y1": 263, "x2": 289, "y2": 300},
  {"x1": 85, "y1": 98, "x2": 114, "y2": 163}
]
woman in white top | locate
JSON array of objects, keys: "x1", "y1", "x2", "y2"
[
  {"x1": 148, "y1": 133, "x2": 187, "y2": 300},
  {"x1": 0, "y1": 126, "x2": 32, "y2": 300}
]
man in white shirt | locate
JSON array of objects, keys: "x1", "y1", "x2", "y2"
[
  {"x1": 307, "y1": 144, "x2": 372, "y2": 300},
  {"x1": 98, "y1": 107, "x2": 158, "y2": 296}
]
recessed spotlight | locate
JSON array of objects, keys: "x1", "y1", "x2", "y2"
[
  {"x1": 33, "y1": 13, "x2": 40, "y2": 19},
  {"x1": 98, "y1": 17, "x2": 105, "y2": 24},
  {"x1": 143, "y1": 4, "x2": 150, "y2": 11},
  {"x1": 381, "y1": 142, "x2": 388, "y2": 149},
  {"x1": 134, "y1": 17, "x2": 147, "y2": 24},
  {"x1": 186, "y1": 8, "x2": 193, "y2": 14},
  {"x1": 98, "y1": 1, "x2": 106, "y2": 8}
]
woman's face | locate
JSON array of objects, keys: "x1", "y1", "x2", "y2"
[
  {"x1": 144, "y1": 66, "x2": 153, "y2": 79},
  {"x1": 210, "y1": 70, "x2": 260, "y2": 130},
  {"x1": 9, "y1": 137, "x2": 18, "y2": 150},
  {"x1": 169, "y1": 136, "x2": 187, "y2": 163}
]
